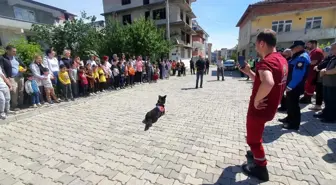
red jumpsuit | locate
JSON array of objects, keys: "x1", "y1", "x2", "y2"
[
  {"x1": 304, "y1": 48, "x2": 324, "y2": 96},
  {"x1": 246, "y1": 53, "x2": 288, "y2": 166}
]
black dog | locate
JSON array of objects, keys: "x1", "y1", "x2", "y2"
[{"x1": 143, "y1": 95, "x2": 166, "y2": 131}]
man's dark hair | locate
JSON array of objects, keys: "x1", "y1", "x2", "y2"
[
  {"x1": 256, "y1": 29, "x2": 277, "y2": 47},
  {"x1": 46, "y1": 49, "x2": 53, "y2": 56},
  {"x1": 42, "y1": 68, "x2": 49, "y2": 72},
  {"x1": 5, "y1": 45, "x2": 16, "y2": 51},
  {"x1": 308, "y1": 40, "x2": 318, "y2": 45}
]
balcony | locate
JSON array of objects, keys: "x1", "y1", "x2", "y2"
[
  {"x1": 0, "y1": 15, "x2": 36, "y2": 30},
  {"x1": 193, "y1": 41, "x2": 205, "y2": 49},
  {"x1": 171, "y1": 0, "x2": 196, "y2": 18},
  {"x1": 251, "y1": 28, "x2": 336, "y2": 43}
]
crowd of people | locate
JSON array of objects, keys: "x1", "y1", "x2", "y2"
[{"x1": 0, "y1": 45, "x2": 190, "y2": 119}]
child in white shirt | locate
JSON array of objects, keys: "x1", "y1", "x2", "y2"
[{"x1": 42, "y1": 68, "x2": 59, "y2": 104}]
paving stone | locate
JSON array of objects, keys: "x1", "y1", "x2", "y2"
[
  {"x1": 156, "y1": 175, "x2": 175, "y2": 185},
  {"x1": 184, "y1": 174, "x2": 203, "y2": 184},
  {"x1": 84, "y1": 173, "x2": 105, "y2": 184},
  {"x1": 57, "y1": 174, "x2": 77, "y2": 185},
  {"x1": 74, "y1": 169, "x2": 94, "y2": 179},
  {"x1": 112, "y1": 172, "x2": 132, "y2": 184},
  {"x1": 154, "y1": 166, "x2": 171, "y2": 178},
  {"x1": 98, "y1": 177, "x2": 119, "y2": 185},
  {"x1": 168, "y1": 170, "x2": 187, "y2": 183},
  {"x1": 37, "y1": 167, "x2": 65, "y2": 180},
  {"x1": 63, "y1": 165, "x2": 81, "y2": 175},
  {"x1": 0, "y1": 176, "x2": 17, "y2": 185},
  {"x1": 141, "y1": 171, "x2": 159, "y2": 184},
  {"x1": 165, "y1": 162, "x2": 182, "y2": 172},
  {"x1": 100, "y1": 167, "x2": 119, "y2": 180},
  {"x1": 125, "y1": 177, "x2": 147, "y2": 185}
]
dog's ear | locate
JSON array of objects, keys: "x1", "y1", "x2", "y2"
[
  {"x1": 163, "y1": 95, "x2": 167, "y2": 98},
  {"x1": 158, "y1": 95, "x2": 161, "y2": 99}
]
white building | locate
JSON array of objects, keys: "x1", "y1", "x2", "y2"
[
  {"x1": 102, "y1": 0, "x2": 197, "y2": 61},
  {"x1": 0, "y1": 0, "x2": 75, "y2": 46}
]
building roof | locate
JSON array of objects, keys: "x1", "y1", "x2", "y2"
[
  {"x1": 192, "y1": 20, "x2": 209, "y2": 37},
  {"x1": 236, "y1": 0, "x2": 336, "y2": 27},
  {"x1": 22, "y1": 0, "x2": 76, "y2": 16}
]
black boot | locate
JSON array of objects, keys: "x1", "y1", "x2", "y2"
[
  {"x1": 278, "y1": 117, "x2": 288, "y2": 123},
  {"x1": 282, "y1": 123, "x2": 299, "y2": 131},
  {"x1": 242, "y1": 162, "x2": 269, "y2": 181},
  {"x1": 299, "y1": 96, "x2": 312, "y2": 104},
  {"x1": 277, "y1": 107, "x2": 287, "y2": 112}
]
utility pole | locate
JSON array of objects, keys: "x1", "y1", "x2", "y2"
[{"x1": 166, "y1": 0, "x2": 170, "y2": 40}]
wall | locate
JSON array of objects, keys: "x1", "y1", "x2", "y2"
[
  {"x1": 112, "y1": 3, "x2": 182, "y2": 25},
  {"x1": 0, "y1": 0, "x2": 57, "y2": 25},
  {"x1": 251, "y1": 7, "x2": 336, "y2": 34},
  {"x1": 238, "y1": 20, "x2": 251, "y2": 51}
]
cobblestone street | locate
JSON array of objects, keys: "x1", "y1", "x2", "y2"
[{"x1": 0, "y1": 70, "x2": 335, "y2": 185}]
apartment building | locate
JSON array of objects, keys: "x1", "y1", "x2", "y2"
[
  {"x1": 102, "y1": 0, "x2": 197, "y2": 61},
  {"x1": 191, "y1": 19, "x2": 209, "y2": 60},
  {"x1": 236, "y1": 0, "x2": 336, "y2": 58},
  {"x1": 0, "y1": 0, "x2": 75, "y2": 46}
]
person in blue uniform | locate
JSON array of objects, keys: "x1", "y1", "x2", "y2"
[{"x1": 278, "y1": 41, "x2": 311, "y2": 130}]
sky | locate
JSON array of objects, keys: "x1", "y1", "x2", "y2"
[{"x1": 38, "y1": 0, "x2": 260, "y2": 51}]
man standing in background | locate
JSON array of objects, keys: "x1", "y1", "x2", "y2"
[
  {"x1": 195, "y1": 55, "x2": 205, "y2": 89},
  {"x1": 0, "y1": 45, "x2": 26, "y2": 111},
  {"x1": 216, "y1": 57, "x2": 224, "y2": 81},
  {"x1": 299, "y1": 40, "x2": 324, "y2": 104},
  {"x1": 190, "y1": 59, "x2": 195, "y2": 75},
  {"x1": 279, "y1": 40, "x2": 310, "y2": 130}
]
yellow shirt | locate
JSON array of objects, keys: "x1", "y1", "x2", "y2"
[
  {"x1": 58, "y1": 71, "x2": 71, "y2": 85},
  {"x1": 98, "y1": 69, "x2": 106, "y2": 83},
  {"x1": 93, "y1": 70, "x2": 99, "y2": 79}
]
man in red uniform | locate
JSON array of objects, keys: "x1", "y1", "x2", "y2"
[
  {"x1": 300, "y1": 40, "x2": 324, "y2": 104},
  {"x1": 239, "y1": 29, "x2": 288, "y2": 181}
]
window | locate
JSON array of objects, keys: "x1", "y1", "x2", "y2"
[
  {"x1": 145, "y1": 11, "x2": 150, "y2": 20},
  {"x1": 143, "y1": 0, "x2": 149, "y2": 5},
  {"x1": 180, "y1": 11, "x2": 183, "y2": 21},
  {"x1": 121, "y1": 0, "x2": 131, "y2": 5},
  {"x1": 305, "y1": 17, "x2": 322, "y2": 29},
  {"x1": 13, "y1": 6, "x2": 36, "y2": 22},
  {"x1": 153, "y1": 8, "x2": 166, "y2": 20},
  {"x1": 272, "y1": 20, "x2": 292, "y2": 33},
  {"x1": 122, "y1": 14, "x2": 131, "y2": 25}
]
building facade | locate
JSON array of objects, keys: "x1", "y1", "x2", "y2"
[
  {"x1": 0, "y1": 0, "x2": 75, "y2": 46},
  {"x1": 236, "y1": 0, "x2": 336, "y2": 58},
  {"x1": 191, "y1": 19, "x2": 209, "y2": 60},
  {"x1": 102, "y1": 0, "x2": 197, "y2": 61}
]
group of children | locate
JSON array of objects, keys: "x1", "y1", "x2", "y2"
[{"x1": 24, "y1": 56, "x2": 162, "y2": 108}]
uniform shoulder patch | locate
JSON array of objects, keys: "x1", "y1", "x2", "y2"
[{"x1": 296, "y1": 62, "x2": 304, "y2": 69}]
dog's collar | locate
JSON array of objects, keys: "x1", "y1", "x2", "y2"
[{"x1": 156, "y1": 105, "x2": 165, "y2": 112}]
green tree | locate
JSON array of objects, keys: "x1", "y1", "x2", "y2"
[
  {"x1": 9, "y1": 38, "x2": 42, "y2": 66},
  {"x1": 31, "y1": 12, "x2": 102, "y2": 59},
  {"x1": 101, "y1": 17, "x2": 172, "y2": 59}
]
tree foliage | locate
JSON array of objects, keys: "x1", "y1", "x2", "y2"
[
  {"x1": 31, "y1": 13, "x2": 172, "y2": 61},
  {"x1": 9, "y1": 38, "x2": 42, "y2": 66},
  {"x1": 31, "y1": 12, "x2": 102, "y2": 59}
]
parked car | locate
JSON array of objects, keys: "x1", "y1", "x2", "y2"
[{"x1": 224, "y1": 60, "x2": 236, "y2": 71}]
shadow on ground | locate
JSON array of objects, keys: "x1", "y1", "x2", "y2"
[
  {"x1": 202, "y1": 165, "x2": 262, "y2": 185},
  {"x1": 181, "y1": 87, "x2": 197, "y2": 90},
  {"x1": 207, "y1": 80, "x2": 225, "y2": 82},
  {"x1": 322, "y1": 138, "x2": 336, "y2": 163}
]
